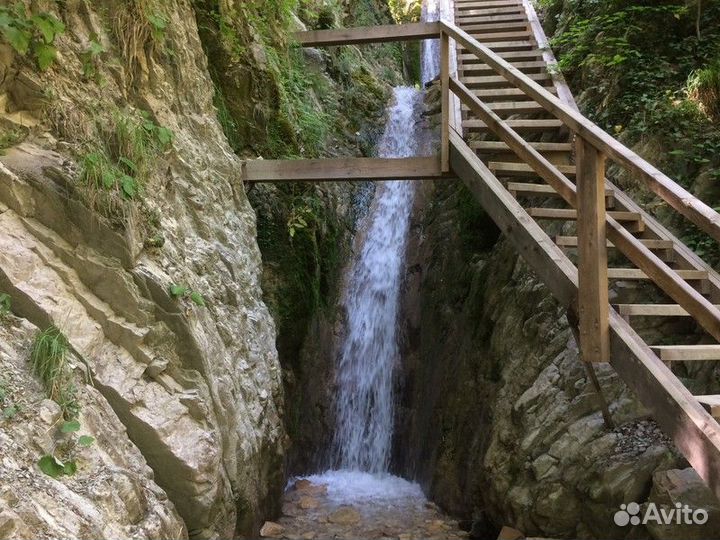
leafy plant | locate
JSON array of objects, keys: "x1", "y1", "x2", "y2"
[
  {"x1": 30, "y1": 325, "x2": 79, "y2": 419},
  {"x1": 0, "y1": 293, "x2": 10, "y2": 316},
  {"x1": 169, "y1": 284, "x2": 206, "y2": 307},
  {"x1": 80, "y1": 37, "x2": 105, "y2": 81},
  {"x1": 147, "y1": 13, "x2": 168, "y2": 42},
  {"x1": 0, "y1": 377, "x2": 20, "y2": 421},
  {"x1": 79, "y1": 109, "x2": 173, "y2": 218},
  {"x1": 0, "y1": 3, "x2": 65, "y2": 70},
  {"x1": 36, "y1": 416, "x2": 94, "y2": 479},
  {"x1": 0, "y1": 129, "x2": 24, "y2": 154},
  {"x1": 687, "y1": 62, "x2": 720, "y2": 121},
  {"x1": 38, "y1": 454, "x2": 76, "y2": 478}
]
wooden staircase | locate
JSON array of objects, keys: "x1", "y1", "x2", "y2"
[
  {"x1": 454, "y1": 0, "x2": 720, "y2": 420},
  {"x1": 249, "y1": 1, "x2": 720, "y2": 501}
]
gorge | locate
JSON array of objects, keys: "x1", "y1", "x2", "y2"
[{"x1": 1, "y1": 1, "x2": 720, "y2": 540}]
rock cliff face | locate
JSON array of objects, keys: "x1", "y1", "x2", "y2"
[{"x1": 0, "y1": 0, "x2": 285, "y2": 537}]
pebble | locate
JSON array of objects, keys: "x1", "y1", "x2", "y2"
[{"x1": 274, "y1": 480, "x2": 469, "y2": 540}]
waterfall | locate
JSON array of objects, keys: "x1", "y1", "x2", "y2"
[
  {"x1": 421, "y1": 0, "x2": 452, "y2": 85},
  {"x1": 330, "y1": 0, "x2": 444, "y2": 475},
  {"x1": 332, "y1": 87, "x2": 423, "y2": 472}
]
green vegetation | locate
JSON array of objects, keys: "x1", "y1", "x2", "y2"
[
  {"x1": 388, "y1": 0, "x2": 422, "y2": 23},
  {"x1": 79, "y1": 110, "x2": 173, "y2": 221},
  {"x1": 30, "y1": 326, "x2": 95, "y2": 478},
  {"x1": 0, "y1": 3, "x2": 65, "y2": 70},
  {"x1": 0, "y1": 377, "x2": 20, "y2": 421},
  {"x1": 0, "y1": 293, "x2": 10, "y2": 317},
  {"x1": 169, "y1": 284, "x2": 206, "y2": 307},
  {"x1": 31, "y1": 325, "x2": 79, "y2": 420},
  {"x1": 542, "y1": 0, "x2": 720, "y2": 263},
  {"x1": 687, "y1": 62, "x2": 720, "y2": 121},
  {"x1": 38, "y1": 417, "x2": 93, "y2": 479},
  {"x1": 80, "y1": 38, "x2": 105, "y2": 82},
  {"x1": 254, "y1": 184, "x2": 344, "y2": 361},
  {"x1": 0, "y1": 128, "x2": 25, "y2": 154}
]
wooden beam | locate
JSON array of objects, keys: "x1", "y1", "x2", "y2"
[
  {"x1": 242, "y1": 156, "x2": 449, "y2": 183},
  {"x1": 442, "y1": 20, "x2": 720, "y2": 243},
  {"x1": 614, "y1": 304, "x2": 720, "y2": 317},
  {"x1": 293, "y1": 22, "x2": 441, "y2": 47},
  {"x1": 441, "y1": 31, "x2": 450, "y2": 173},
  {"x1": 650, "y1": 345, "x2": 720, "y2": 362},
  {"x1": 576, "y1": 138, "x2": 610, "y2": 363},
  {"x1": 607, "y1": 268, "x2": 708, "y2": 281},
  {"x1": 609, "y1": 311, "x2": 720, "y2": 501},
  {"x1": 696, "y1": 396, "x2": 720, "y2": 418}
]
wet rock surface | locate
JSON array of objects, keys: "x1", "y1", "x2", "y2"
[{"x1": 262, "y1": 479, "x2": 470, "y2": 540}]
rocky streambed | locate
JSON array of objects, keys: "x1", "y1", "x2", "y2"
[{"x1": 260, "y1": 474, "x2": 469, "y2": 540}]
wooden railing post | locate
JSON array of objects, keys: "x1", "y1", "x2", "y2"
[
  {"x1": 576, "y1": 136, "x2": 610, "y2": 363},
  {"x1": 440, "y1": 31, "x2": 450, "y2": 173}
]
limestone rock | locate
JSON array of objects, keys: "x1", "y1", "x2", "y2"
[
  {"x1": 260, "y1": 521, "x2": 285, "y2": 537},
  {"x1": 0, "y1": 0, "x2": 286, "y2": 537},
  {"x1": 329, "y1": 506, "x2": 361, "y2": 525},
  {"x1": 646, "y1": 468, "x2": 720, "y2": 540},
  {"x1": 298, "y1": 496, "x2": 320, "y2": 510}
]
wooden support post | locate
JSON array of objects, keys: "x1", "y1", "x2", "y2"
[
  {"x1": 576, "y1": 137, "x2": 610, "y2": 363},
  {"x1": 441, "y1": 31, "x2": 450, "y2": 173}
]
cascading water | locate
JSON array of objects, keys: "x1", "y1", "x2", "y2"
[
  {"x1": 332, "y1": 86, "x2": 422, "y2": 473},
  {"x1": 290, "y1": 0, "x2": 446, "y2": 511},
  {"x1": 422, "y1": 0, "x2": 452, "y2": 86}
]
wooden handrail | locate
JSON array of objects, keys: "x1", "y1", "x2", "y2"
[
  {"x1": 449, "y1": 74, "x2": 720, "y2": 343},
  {"x1": 440, "y1": 20, "x2": 720, "y2": 244}
]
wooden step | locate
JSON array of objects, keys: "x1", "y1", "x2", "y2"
[
  {"x1": 491, "y1": 162, "x2": 576, "y2": 176},
  {"x1": 471, "y1": 31, "x2": 534, "y2": 43},
  {"x1": 616, "y1": 304, "x2": 699, "y2": 317},
  {"x1": 460, "y1": 41, "x2": 536, "y2": 52},
  {"x1": 529, "y1": 208, "x2": 641, "y2": 222},
  {"x1": 461, "y1": 60, "x2": 547, "y2": 76},
  {"x1": 695, "y1": 395, "x2": 720, "y2": 418},
  {"x1": 465, "y1": 87, "x2": 557, "y2": 101},
  {"x1": 508, "y1": 182, "x2": 612, "y2": 199},
  {"x1": 460, "y1": 50, "x2": 545, "y2": 62},
  {"x1": 456, "y1": 12, "x2": 528, "y2": 23},
  {"x1": 463, "y1": 119, "x2": 563, "y2": 132},
  {"x1": 472, "y1": 141, "x2": 572, "y2": 153},
  {"x1": 650, "y1": 345, "x2": 720, "y2": 362},
  {"x1": 479, "y1": 101, "x2": 546, "y2": 114},
  {"x1": 608, "y1": 268, "x2": 708, "y2": 281},
  {"x1": 554, "y1": 237, "x2": 675, "y2": 261},
  {"x1": 456, "y1": 0, "x2": 523, "y2": 7},
  {"x1": 457, "y1": 4, "x2": 525, "y2": 13},
  {"x1": 462, "y1": 22, "x2": 529, "y2": 33},
  {"x1": 463, "y1": 72, "x2": 550, "y2": 88},
  {"x1": 458, "y1": 7, "x2": 526, "y2": 17},
  {"x1": 455, "y1": 0, "x2": 523, "y2": 5}
]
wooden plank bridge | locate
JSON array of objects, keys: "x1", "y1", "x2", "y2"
[{"x1": 242, "y1": 0, "x2": 720, "y2": 500}]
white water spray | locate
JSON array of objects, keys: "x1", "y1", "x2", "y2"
[
  {"x1": 294, "y1": 0, "x2": 445, "y2": 504},
  {"x1": 332, "y1": 86, "x2": 423, "y2": 472}
]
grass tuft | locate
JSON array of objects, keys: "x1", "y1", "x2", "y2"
[
  {"x1": 31, "y1": 325, "x2": 79, "y2": 419},
  {"x1": 687, "y1": 63, "x2": 720, "y2": 121}
]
